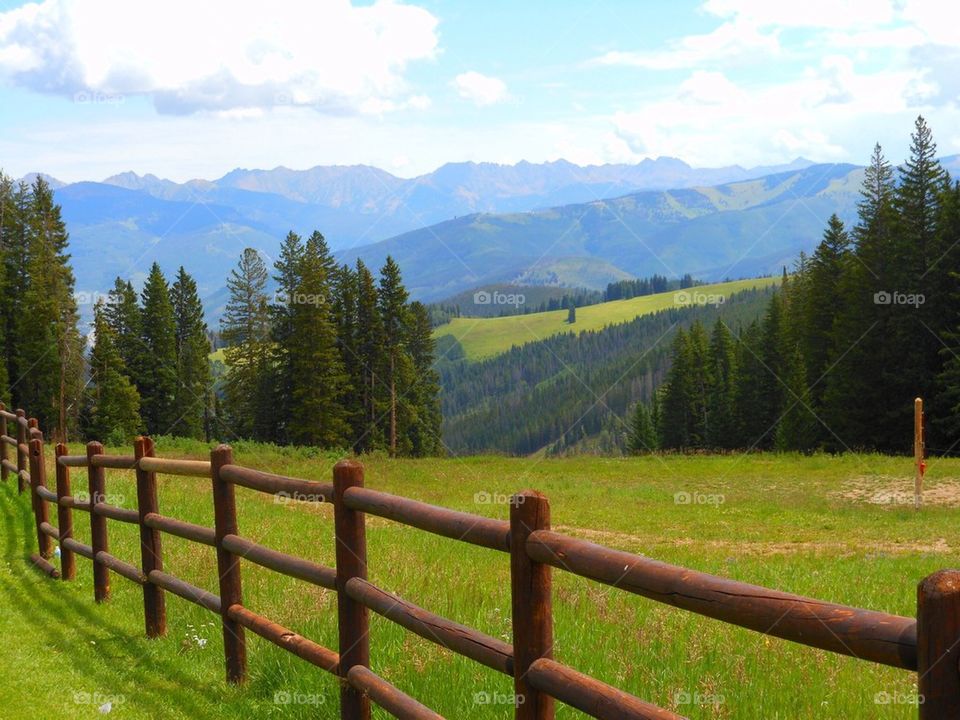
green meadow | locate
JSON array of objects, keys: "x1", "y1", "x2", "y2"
[
  {"x1": 433, "y1": 277, "x2": 781, "y2": 360},
  {"x1": 0, "y1": 442, "x2": 953, "y2": 718}
]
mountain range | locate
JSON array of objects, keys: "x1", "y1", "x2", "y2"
[
  {"x1": 18, "y1": 154, "x2": 960, "y2": 317},
  {"x1": 342, "y1": 163, "x2": 867, "y2": 300}
]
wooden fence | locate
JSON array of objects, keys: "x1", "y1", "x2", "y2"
[{"x1": 1, "y1": 401, "x2": 958, "y2": 719}]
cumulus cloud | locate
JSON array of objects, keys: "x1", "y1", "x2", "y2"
[
  {"x1": 453, "y1": 71, "x2": 508, "y2": 106},
  {"x1": 702, "y1": 0, "x2": 897, "y2": 28},
  {"x1": 609, "y1": 60, "x2": 933, "y2": 167},
  {"x1": 593, "y1": 20, "x2": 779, "y2": 70},
  {"x1": 900, "y1": 0, "x2": 960, "y2": 46},
  {"x1": 594, "y1": 0, "x2": 959, "y2": 70},
  {"x1": 0, "y1": 0, "x2": 438, "y2": 115}
]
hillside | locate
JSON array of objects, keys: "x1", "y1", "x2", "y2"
[
  {"x1": 439, "y1": 284, "x2": 778, "y2": 455},
  {"x1": 342, "y1": 163, "x2": 862, "y2": 300},
  {"x1": 434, "y1": 276, "x2": 780, "y2": 360}
]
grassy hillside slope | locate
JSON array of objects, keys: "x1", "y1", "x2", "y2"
[{"x1": 435, "y1": 276, "x2": 780, "y2": 360}]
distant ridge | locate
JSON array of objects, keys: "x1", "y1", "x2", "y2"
[{"x1": 12, "y1": 154, "x2": 959, "y2": 321}]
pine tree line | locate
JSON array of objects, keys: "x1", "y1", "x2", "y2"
[
  {"x1": 217, "y1": 233, "x2": 442, "y2": 456},
  {"x1": 427, "y1": 273, "x2": 704, "y2": 326},
  {"x1": 85, "y1": 263, "x2": 213, "y2": 443},
  {"x1": 0, "y1": 178, "x2": 438, "y2": 455},
  {"x1": 605, "y1": 273, "x2": 697, "y2": 301},
  {"x1": 0, "y1": 175, "x2": 84, "y2": 440},
  {"x1": 631, "y1": 117, "x2": 960, "y2": 455}
]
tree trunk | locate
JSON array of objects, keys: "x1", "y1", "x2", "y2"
[
  {"x1": 58, "y1": 343, "x2": 67, "y2": 443},
  {"x1": 389, "y1": 355, "x2": 397, "y2": 457}
]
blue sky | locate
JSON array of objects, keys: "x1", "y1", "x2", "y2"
[{"x1": 0, "y1": 0, "x2": 958, "y2": 182}]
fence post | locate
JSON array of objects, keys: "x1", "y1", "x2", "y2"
[
  {"x1": 28, "y1": 433, "x2": 52, "y2": 558},
  {"x1": 15, "y1": 410, "x2": 26, "y2": 493},
  {"x1": 333, "y1": 460, "x2": 370, "y2": 720},
  {"x1": 210, "y1": 444, "x2": 246, "y2": 683},
  {"x1": 918, "y1": 570, "x2": 960, "y2": 718},
  {"x1": 134, "y1": 436, "x2": 165, "y2": 637},
  {"x1": 510, "y1": 491, "x2": 554, "y2": 720},
  {"x1": 54, "y1": 443, "x2": 76, "y2": 580},
  {"x1": 87, "y1": 441, "x2": 109, "y2": 602},
  {"x1": 0, "y1": 403, "x2": 7, "y2": 482}
]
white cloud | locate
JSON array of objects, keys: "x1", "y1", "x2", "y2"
[
  {"x1": 593, "y1": 20, "x2": 778, "y2": 70},
  {"x1": 453, "y1": 71, "x2": 508, "y2": 106},
  {"x1": 703, "y1": 0, "x2": 960, "y2": 47},
  {"x1": 595, "y1": 0, "x2": 960, "y2": 71},
  {"x1": 702, "y1": 0, "x2": 897, "y2": 28},
  {"x1": 610, "y1": 61, "x2": 930, "y2": 167},
  {"x1": 899, "y1": 0, "x2": 960, "y2": 46},
  {"x1": 0, "y1": 0, "x2": 438, "y2": 115}
]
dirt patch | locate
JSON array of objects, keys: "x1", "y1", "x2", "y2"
[
  {"x1": 553, "y1": 525, "x2": 953, "y2": 556},
  {"x1": 835, "y1": 475, "x2": 960, "y2": 508}
]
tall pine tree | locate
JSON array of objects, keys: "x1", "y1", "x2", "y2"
[
  {"x1": 139, "y1": 263, "x2": 178, "y2": 435},
  {"x1": 405, "y1": 301, "x2": 442, "y2": 456},
  {"x1": 2, "y1": 180, "x2": 31, "y2": 407},
  {"x1": 287, "y1": 233, "x2": 351, "y2": 446},
  {"x1": 221, "y1": 249, "x2": 272, "y2": 439},
  {"x1": 628, "y1": 401, "x2": 657, "y2": 454},
  {"x1": 706, "y1": 319, "x2": 737, "y2": 449},
  {"x1": 355, "y1": 260, "x2": 385, "y2": 452},
  {"x1": 105, "y1": 278, "x2": 145, "y2": 388},
  {"x1": 171, "y1": 267, "x2": 212, "y2": 439},
  {"x1": 378, "y1": 256, "x2": 412, "y2": 456},
  {"x1": 267, "y1": 231, "x2": 305, "y2": 443},
  {"x1": 0, "y1": 174, "x2": 13, "y2": 405},
  {"x1": 86, "y1": 301, "x2": 142, "y2": 444},
  {"x1": 803, "y1": 215, "x2": 849, "y2": 416},
  {"x1": 16, "y1": 178, "x2": 84, "y2": 439}
]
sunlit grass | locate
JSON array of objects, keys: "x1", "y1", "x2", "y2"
[
  {"x1": 0, "y1": 441, "x2": 950, "y2": 718},
  {"x1": 433, "y1": 277, "x2": 781, "y2": 360}
]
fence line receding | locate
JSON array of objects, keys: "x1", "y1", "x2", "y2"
[{"x1": 1, "y1": 402, "x2": 956, "y2": 720}]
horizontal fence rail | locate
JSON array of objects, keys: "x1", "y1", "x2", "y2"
[
  {"x1": 526, "y1": 530, "x2": 919, "y2": 670},
  {"x1": 3, "y1": 401, "x2": 958, "y2": 719}
]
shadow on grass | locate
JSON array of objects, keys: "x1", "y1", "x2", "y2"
[{"x1": 0, "y1": 479, "x2": 230, "y2": 719}]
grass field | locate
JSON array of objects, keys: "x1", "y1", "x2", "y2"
[
  {"x1": 1, "y1": 442, "x2": 953, "y2": 718},
  {"x1": 433, "y1": 277, "x2": 781, "y2": 360}
]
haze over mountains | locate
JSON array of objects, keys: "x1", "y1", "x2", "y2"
[{"x1": 21, "y1": 154, "x2": 960, "y2": 316}]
